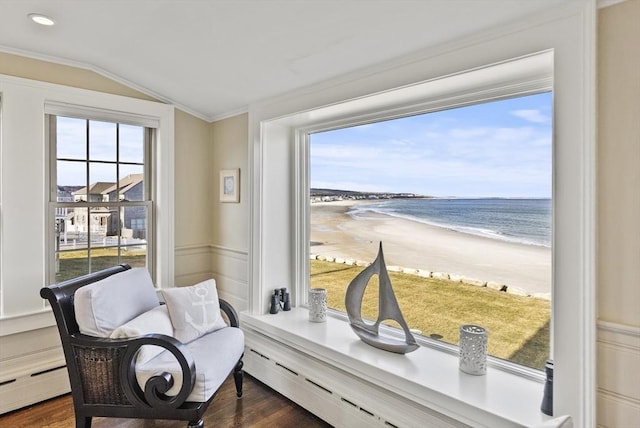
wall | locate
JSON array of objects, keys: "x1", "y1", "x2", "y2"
[
  {"x1": 210, "y1": 114, "x2": 249, "y2": 311},
  {"x1": 596, "y1": 1, "x2": 640, "y2": 426},
  {"x1": 174, "y1": 109, "x2": 215, "y2": 286}
]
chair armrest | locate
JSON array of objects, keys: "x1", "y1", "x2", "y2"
[
  {"x1": 69, "y1": 333, "x2": 196, "y2": 409},
  {"x1": 219, "y1": 299, "x2": 239, "y2": 327}
]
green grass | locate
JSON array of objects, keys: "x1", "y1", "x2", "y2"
[
  {"x1": 311, "y1": 259, "x2": 550, "y2": 370},
  {"x1": 55, "y1": 248, "x2": 146, "y2": 283}
]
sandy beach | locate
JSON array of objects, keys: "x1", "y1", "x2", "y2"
[{"x1": 310, "y1": 200, "x2": 552, "y2": 294}]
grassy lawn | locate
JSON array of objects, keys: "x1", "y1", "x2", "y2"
[
  {"x1": 55, "y1": 248, "x2": 146, "y2": 283},
  {"x1": 311, "y1": 259, "x2": 550, "y2": 370}
]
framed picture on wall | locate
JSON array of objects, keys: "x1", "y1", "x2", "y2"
[{"x1": 220, "y1": 168, "x2": 240, "y2": 203}]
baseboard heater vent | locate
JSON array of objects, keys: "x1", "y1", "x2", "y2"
[
  {"x1": 246, "y1": 344, "x2": 406, "y2": 427},
  {"x1": 30, "y1": 365, "x2": 66, "y2": 377},
  {"x1": 0, "y1": 379, "x2": 17, "y2": 387},
  {"x1": 305, "y1": 378, "x2": 332, "y2": 395},
  {"x1": 249, "y1": 348, "x2": 270, "y2": 360},
  {"x1": 275, "y1": 362, "x2": 298, "y2": 376},
  {"x1": 360, "y1": 407, "x2": 375, "y2": 417},
  {"x1": 341, "y1": 397, "x2": 357, "y2": 407}
]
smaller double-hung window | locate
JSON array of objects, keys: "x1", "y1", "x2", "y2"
[{"x1": 47, "y1": 113, "x2": 154, "y2": 284}]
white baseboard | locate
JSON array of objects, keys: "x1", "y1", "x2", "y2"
[{"x1": 0, "y1": 345, "x2": 69, "y2": 414}]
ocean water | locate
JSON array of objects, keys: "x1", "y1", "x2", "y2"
[{"x1": 350, "y1": 198, "x2": 552, "y2": 247}]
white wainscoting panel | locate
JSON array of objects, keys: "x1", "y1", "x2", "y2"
[
  {"x1": 175, "y1": 244, "x2": 215, "y2": 286},
  {"x1": 210, "y1": 245, "x2": 249, "y2": 312},
  {"x1": 596, "y1": 320, "x2": 640, "y2": 427}
]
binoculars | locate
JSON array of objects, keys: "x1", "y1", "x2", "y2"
[{"x1": 269, "y1": 287, "x2": 291, "y2": 314}]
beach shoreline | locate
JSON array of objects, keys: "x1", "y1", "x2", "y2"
[{"x1": 310, "y1": 200, "x2": 552, "y2": 294}]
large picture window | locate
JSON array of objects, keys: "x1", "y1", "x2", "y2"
[
  {"x1": 309, "y1": 92, "x2": 552, "y2": 370},
  {"x1": 48, "y1": 115, "x2": 153, "y2": 283}
]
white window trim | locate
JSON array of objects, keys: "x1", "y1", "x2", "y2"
[
  {"x1": 0, "y1": 73, "x2": 174, "y2": 335},
  {"x1": 248, "y1": 2, "x2": 595, "y2": 426},
  {"x1": 46, "y1": 112, "x2": 155, "y2": 285}
]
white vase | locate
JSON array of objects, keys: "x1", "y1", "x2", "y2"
[
  {"x1": 309, "y1": 288, "x2": 327, "y2": 322},
  {"x1": 459, "y1": 324, "x2": 487, "y2": 375}
]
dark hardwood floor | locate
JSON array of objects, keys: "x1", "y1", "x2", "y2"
[{"x1": 0, "y1": 374, "x2": 333, "y2": 428}]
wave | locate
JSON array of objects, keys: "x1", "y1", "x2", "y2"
[{"x1": 348, "y1": 202, "x2": 551, "y2": 248}]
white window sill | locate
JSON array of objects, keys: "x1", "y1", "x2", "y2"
[{"x1": 241, "y1": 308, "x2": 551, "y2": 427}]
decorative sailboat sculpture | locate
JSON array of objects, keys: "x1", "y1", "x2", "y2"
[{"x1": 345, "y1": 242, "x2": 419, "y2": 354}]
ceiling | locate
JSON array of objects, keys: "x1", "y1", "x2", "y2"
[{"x1": 0, "y1": 0, "x2": 571, "y2": 121}]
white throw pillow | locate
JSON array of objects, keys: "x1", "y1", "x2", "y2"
[
  {"x1": 74, "y1": 267, "x2": 159, "y2": 337},
  {"x1": 161, "y1": 279, "x2": 227, "y2": 344},
  {"x1": 110, "y1": 305, "x2": 174, "y2": 364}
]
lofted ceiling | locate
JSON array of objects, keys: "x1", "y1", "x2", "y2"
[{"x1": 0, "y1": 0, "x2": 571, "y2": 121}]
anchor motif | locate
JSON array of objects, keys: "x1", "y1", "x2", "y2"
[
  {"x1": 185, "y1": 284, "x2": 220, "y2": 334},
  {"x1": 345, "y1": 242, "x2": 419, "y2": 354}
]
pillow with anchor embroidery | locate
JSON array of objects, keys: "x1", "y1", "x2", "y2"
[{"x1": 161, "y1": 279, "x2": 228, "y2": 344}]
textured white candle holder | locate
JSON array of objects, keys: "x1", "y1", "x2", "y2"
[
  {"x1": 459, "y1": 324, "x2": 487, "y2": 375},
  {"x1": 309, "y1": 288, "x2": 327, "y2": 322}
]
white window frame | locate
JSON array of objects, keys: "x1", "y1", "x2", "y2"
[
  {"x1": 248, "y1": 3, "x2": 595, "y2": 425},
  {"x1": 300, "y1": 76, "x2": 553, "y2": 377},
  {"x1": 46, "y1": 111, "x2": 155, "y2": 284},
  {"x1": 0, "y1": 74, "x2": 174, "y2": 335}
]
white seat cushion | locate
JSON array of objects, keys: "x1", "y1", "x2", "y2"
[
  {"x1": 135, "y1": 326, "x2": 244, "y2": 403},
  {"x1": 74, "y1": 268, "x2": 159, "y2": 337}
]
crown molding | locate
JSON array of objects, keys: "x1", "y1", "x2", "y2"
[{"x1": 209, "y1": 106, "x2": 249, "y2": 122}]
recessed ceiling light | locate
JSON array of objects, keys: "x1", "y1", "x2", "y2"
[{"x1": 28, "y1": 13, "x2": 55, "y2": 26}]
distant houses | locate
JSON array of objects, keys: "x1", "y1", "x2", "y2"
[
  {"x1": 310, "y1": 188, "x2": 424, "y2": 203},
  {"x1": 56, "y1": 174, "x2": 146, "y2": 243}
]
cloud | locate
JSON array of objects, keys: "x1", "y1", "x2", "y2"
[
  {"x1": 310, "y1": 95, "x2": 553, "y2": 197},
  {"x1": 510, "y1": 109, "x2": 549, "y2": 124}
]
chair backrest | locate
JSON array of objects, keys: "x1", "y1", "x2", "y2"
[{"x1": 40, "y1": 264, "x2": 132, "y2": 340}]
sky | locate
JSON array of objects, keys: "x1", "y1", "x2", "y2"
[
  {"x1": 310, "y1": 92, "x2": 552, "y2": 198},
  {"x1": 56, "y1": 117, "x2": 145, "y2": 186}
]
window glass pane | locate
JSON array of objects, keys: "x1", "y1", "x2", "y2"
[
  {"x1": 88, "y1": 206, "x2": 113, "y2": 248},
  {"x1": 309, "y1": 92, "x2": 552, "y2": 370},
  {"x1": 122, "y1": 205, "x2": 148, "y2": 241},
  {"x1": 119, "y1": 124, "x2": 145, "y2": 163},
  {"x1": 54, "y1": 207, "x2": 81, "y2": 249},
  {"x1": 121, "y1": 246, "x2": 147, "y2": 269},
  {"x1": 89, "y1": 162, "x2": 117, "y2": 201},
  {"x1": 119, "y1": 166, "x2": 144, "y2": 201},
  {"x1": 90, "y1": 247, "x2": 120, "y2": 272},
  {"x1": 56, "y1": 117, "x2": 86, "y2": 160},
  {"x1": 55, "y1": 250, "x2": 89, "y2": 283},
  {"x1": 89, "y1": 120, "x2": 117, "y2": 161},
  {"x1": 57, "y1": 160, "x2": 86, "y2": 193},
  {"x1": 57, "y1": 207, "x2": 89, "y2": 250}
]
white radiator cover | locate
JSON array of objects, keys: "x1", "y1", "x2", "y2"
[{"x1": 241, "y1": 309, "x2": 549, "y2": 428}]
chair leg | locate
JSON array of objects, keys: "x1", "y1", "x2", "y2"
[
  {"x1": 76, "y1": 416, "x2": 91, "y2": 428},
  {"x1": 187, "y1": 420, "x2": 204, "y2": 428},
  {"x1": 234, "y1": 359, "x2": 244, "y2": 398}
]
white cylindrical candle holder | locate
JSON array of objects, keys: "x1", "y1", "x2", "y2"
[
  {"x1": 459, "y1": 324, "x2": 487, "y2": 375},
  {"x1": 309, "y1": 288, "x2": 327, "y2": 322}
]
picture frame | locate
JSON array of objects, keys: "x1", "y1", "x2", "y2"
[{"x1": 220, "y1": 168, "x2": 240, "y2": 203}]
